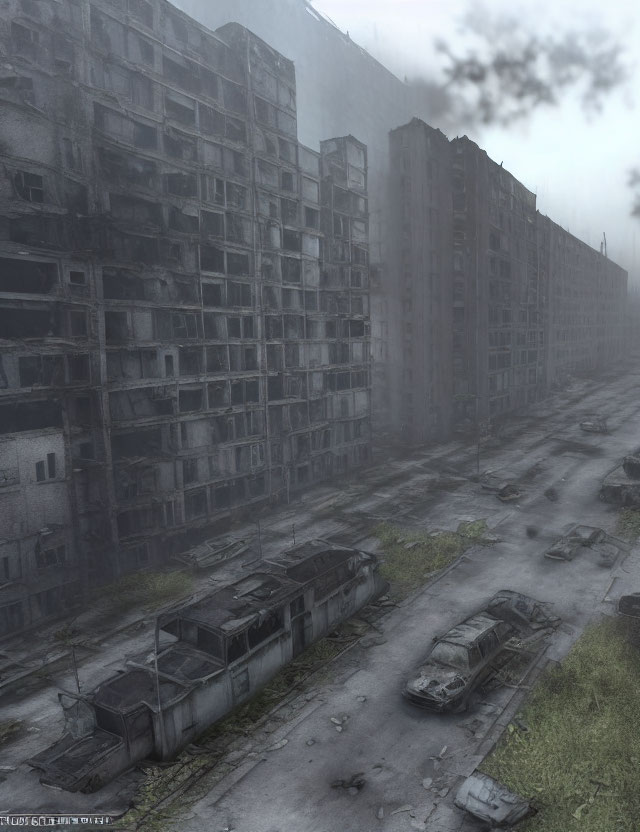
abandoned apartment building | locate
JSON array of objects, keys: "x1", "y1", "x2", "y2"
[
  {"x1": 0, "y1": 0, "x2": 371, "y2": 636},
  {"x1": 0, "y1": 0, "x2": 630, "y2": 639},
  {"x1": 385, "y1": 119, "x2": 628, "y2": 444}
]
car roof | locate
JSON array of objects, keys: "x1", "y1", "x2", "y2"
[{"x1": 438, "y1": 613, "x2": 503, "y2": 648}]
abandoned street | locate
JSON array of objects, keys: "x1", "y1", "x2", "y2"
[
  {"x1": 1, "y1": 361, "x2": 640, "y2": 831},
  {"x1": 166, "y1": 365, "x2": 640, "y2": 832}
]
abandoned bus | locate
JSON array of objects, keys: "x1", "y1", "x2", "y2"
[{"x1": 27, "y1": 539, "x2": 387, "y2": 792}]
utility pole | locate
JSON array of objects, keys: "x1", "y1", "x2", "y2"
[
  {"x1": 154, "y1": 618, "x2": 167, "y2": 759},
  {"x1": 256, "y1": 518, "x2": 263, "y2": 559}
]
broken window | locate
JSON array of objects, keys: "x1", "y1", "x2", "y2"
[
  {"x1": 185, "y1": 489, "x2": 207, "y2": 519},
  {"x1": 226, "y1": 214, "x2": 250, "y2": 244},
  {"x1": 248, "y1": 608, "x2": 284, "y2": 648},
  {"x1": 165, "y1": 90, "x2": 196, "y2": 125},
  {"x1": 282, "y1": 257, "x2": 301, "y2": 283},
  {"x1": 69, "y1": 310, "x2": 88, "y2": 337},
  {"x1": 168, "y1": 206, "x2": 198, "y2": 233},
  {"x1": 208, "y1": 381, "x2": 229, "y2": 407},
  {"x1": 281, "y1": 198, "x2": 298, "y2": 225},
  {"x1": 179, "y1": 388, "x2": 203, "y2": 412},
  {"x1": 36, "y1": 544, "x2": 66, "y2": 569},
  {"x1": 227, "y1": 252, "x2": 250, "y2": 276},
  {"x1": 179, "y1": 347, "x2": 202, "y2": 376},
  {"x1": 222, "y1": 148, "x2": 245, "y2": 177},
  {"x1": 133, "y1": 121, "x2": 157, "y2": 149},
  {"x1": 226, "y1": 281, "x2": 251, "y2": 307},
  {"x1": 11, "y1": 21, "x2": 39, "y2": 56},
  {"x1": 281, "y1": 171, "x2": 295, "y2": 192},
  {"x1": 225, "y1": 116, "x2": 246, "y2": 143},
  {"x1": 164, "y1": 130, "x2": 197, "y2": 162},
  {"x1": 227, "y1": 632, "x2": 247, "y2": 663},
  {"x1": 14, "y1": 171, "x2": 44, "y2": 203},
  {"x1": 202, "y1": 283, "x2": 224, "y2": 308},
  {"x1": 304, "y1": 207, "x2": 319, "y2": 229},
  {"x1": 199, "y1": 103, "x2": 225, "y2": 136},
  {"x1": 206, "y1": 345, "x2": 228, "y2": 373},
  {"x1": 201, "y1": 211, "x2": 224, "y2": 238},
  {"x1": 200, "y1": 245, "x2": 224, "y2": 273},
  {"x1": 105, "y1": 311, "x2": 129, "y2": 342},
  {"x1": 226, "y1": 183, "x2": 246, "y2": 209},
  {"x1": 0, "y1": 259, "x2": 57, "y2": 294},
  {"x1": 172, "y1": 313, "x2": 199, "y2": 339},
  {"x1": 165, "y1": 172, "x2": 197, "y2": 197}
]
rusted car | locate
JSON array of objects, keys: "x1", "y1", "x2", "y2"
[
  {"x1": 617, "y1": 593, "x2": 640, "y2": 618},
  {"x1": 579, "y1": 416, "x2": 608, "y2": 434},
  {"x1": 403, "y1": 591, "x2": 559, "y2": 712},
  {"x1": 544, "y1": 525, "x2": 628, "y2": 565},
  {"x1": 455, "y1": 772, "x2": 534, "y2": 826}
]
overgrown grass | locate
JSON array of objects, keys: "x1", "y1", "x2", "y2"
[
  {"x1": 616, "y1": 508, "x2": 640, "y2": 541},
  {"x1": 104, "y1": 570, "x2": 194, "y2": 613},
  {"x1": 374, "y1": 519, "x2": 489, "y2": 598},
  {"x1": 481, "y1": 617, "x2": 640, "y2": 832}
]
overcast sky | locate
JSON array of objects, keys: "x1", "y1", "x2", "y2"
[{"x1": 310, "y1": 0, "x2": 640, "y2": 282}]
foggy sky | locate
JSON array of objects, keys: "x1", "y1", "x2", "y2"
[{"x1": 310, "y1": 0, "x2": 640, "y2": 282}]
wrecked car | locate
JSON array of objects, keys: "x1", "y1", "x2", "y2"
[
  {"x1": 617, "y1": 593, "x2": 640, "y2": 618},
  {"x1": 455, "y1": 772, "x2": 534, "y2": 827},
  {"x1": 403, "y1": 591, "x2": 558, "y2": 712},
  {"x1": 579, "y1": 416, "x2": 608, "y2": 434},
  {"x1": 600, "y1": 456, "x2": 640, "y2": 506},
  {"x1": 480, "y1": 472, "x2": 521, "y2": 502},
  {"x1": 544, "y1": 525, "x2": 628, "y2": 565}
]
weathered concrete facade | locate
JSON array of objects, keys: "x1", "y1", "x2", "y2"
[
  {"x1": 538, "y1": 214, "x2": 627, "y2": 387},
  {"x1": 388, "y1": 121, "x2": 627, "y2": 441},
  {"x1": 0, "y1": 0, "x2": 371, "y2": 636}
]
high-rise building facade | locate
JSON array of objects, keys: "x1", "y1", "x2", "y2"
[
  {"x1": 0, "y1": 0, "x2": 371, "y2": 636},
  {"x1": 388, "y1": 120, "x2": 627, "y2": 442}
]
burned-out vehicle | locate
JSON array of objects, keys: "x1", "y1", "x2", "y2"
[
  {"x1": 455, "y1": 772, "x2": 534, "y2": 827},
  {"x1": 403, "y1": 591, "x2": 559, "y2": 712},
  {"x1": 601, "y1": 453, "x2": 640, "y2": 507},
  {"x1": 544, "y1": 525, "x2": 628, "y2": 566},
  {"x1": 28, "y1": 540, "x2": 387, "y2": 792},
  {"x1": 579, "y1": 415, "x2": 608, "y2": 434},
  {"x1": 617, "y1": 593, "x2": 640, "y2": 618}
]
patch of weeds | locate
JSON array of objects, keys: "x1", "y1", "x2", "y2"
[
  {"x1": 481, "y1": 617, "x2": 640, "y2": 832},
  {"x1": 616, "y1": 508, "x2": 640, "y2": 541},
  {"x1": 0, "y1": 719, "x2": 24, "y2": 747},
  {"x1": 104, "y1": 571, "x2": 193, "y2": 613},
  {"x1": 374, "y1": 519, "x2": 489, "y2": 598}
]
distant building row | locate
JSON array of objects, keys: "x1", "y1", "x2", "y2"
[{"x1": 381, "y1": 119, "x2": 628, "y2": 443}]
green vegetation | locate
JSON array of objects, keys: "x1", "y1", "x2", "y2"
[
  {"x1": 374, "y1": 519, "x2": 489, "y2": 597},
  {"x1": 616, "y1": 508, "x2": 640, "y2": 541},
  {"x1": 104, "y1": 570, "x2": 194, "y2": 613},
  {"x1": 481, "y1": 617, "x2": 640, "y2": 832}
]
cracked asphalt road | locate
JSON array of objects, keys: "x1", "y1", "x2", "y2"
[
  {"x1": 169, "y1": 366, "x2": 640, "y2": 832},
  {"x1": 3, "y1": 364, "x2": 640, "y2": 827}
]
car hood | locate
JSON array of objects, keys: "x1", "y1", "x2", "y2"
[{"x1": 406, "y1": 664, "x2": 468, "y2": 699}]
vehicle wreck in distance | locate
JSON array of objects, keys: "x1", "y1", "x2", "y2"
[
  {"x1": 601, "y1": 453, "x2": 640, "y2": 506},
  {"x1": 403, "y1": 590, "x2": 559, "y2": 712},
  {"x1": 27, "y1": 541, "x2": 388, "y2": 793},
  {"x1": 543, "y1": 525, "x2": 628, "y2": 566}
]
